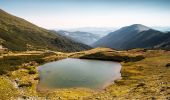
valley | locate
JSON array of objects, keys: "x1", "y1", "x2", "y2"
[
  {"x1": 55, "y1": 30, "x2": 100, "y2": 45},
  {"x1": 0, "y1": 5, "x2": 170, "y2": 100},
  {"x1": 0, "y1": 48, "x2": 170, "y2": 99}
]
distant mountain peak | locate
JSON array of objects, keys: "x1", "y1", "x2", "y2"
[
  {"x1": 93, "y1": 24, "x2": 170, "y2": 50},
  {"x1": 123, "y1": 24, "x2": 150, "y2": 32},
  {"x1": 131, "y1": 24, "x2": 150, "y2": 28}
]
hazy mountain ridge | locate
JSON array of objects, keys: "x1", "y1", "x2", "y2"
[
  {"x1": 93, "y1": 24, "x2": 170, "y2": 50},
  {"x1": 152, "y1": 26, "x2": 170, "y2": 32},
  {"x1": 55, "y1": 27, "x2": 117, "y2": 38},
  {"x1": 56, "y1": 30, "x2": 101, "y2": 45},
  {"x1": 0, "y1": 9, "x2": 91, "y2": 52}
]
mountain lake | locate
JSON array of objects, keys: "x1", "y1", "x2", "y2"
[{"x1": 38, "y1": 58, "x2": 122, "y2": 89}]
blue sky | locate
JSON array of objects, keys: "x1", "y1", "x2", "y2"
[{"x1": 0, "y1": 0, "x2": 170, "y2": 29}]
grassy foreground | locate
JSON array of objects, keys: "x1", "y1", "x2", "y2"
[{"x1": 0, "y1": 48, "x2": 170, "y2": 99}]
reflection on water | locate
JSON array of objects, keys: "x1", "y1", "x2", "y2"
[{"x1": 38, "y1": 58, "x2": 122, "y2": 89}]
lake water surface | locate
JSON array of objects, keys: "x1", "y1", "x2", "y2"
[{"x1": 38, "y1": 58, "x2": 122, "y2": 89}]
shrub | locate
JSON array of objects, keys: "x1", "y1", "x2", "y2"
[
  {"x1": 34, "y1": 59, "x2": 45, "y2": 64},
  {"x1": 18, "y1": 82, "x2": 32, "y2": 87},
  {"x1": 34, "y1": 77, "x2": 40, "y2": 80},
  {"x1": 79, "y1": 52, "x2": 145, "y2": 62},
  {"x1": 24, "y1": 66, "x2": 35, "y2": 70},
  {"x1": 166, "y1": 63, "x2": 170, "y2": 67},
  {"x1": 0, "y1": 70, "x2": 8, "y2": 75},
  {"x1": 28, "y1": 70, "x2": 36, "y2": 74}
]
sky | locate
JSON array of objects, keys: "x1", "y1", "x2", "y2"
[{"x1": 0, "y1": 0, "x2": 170, "y2": 29}]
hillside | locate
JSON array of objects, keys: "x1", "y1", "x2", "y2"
[
  {"x1": 93, "y1": 24, "x2": 170, "y2": 50},
  {"x1": 0, "y1": 9, "x2": 91, "y2": 52},
  {"x1": 56, "y1": 30, "x2": 100, "y2": 45}
]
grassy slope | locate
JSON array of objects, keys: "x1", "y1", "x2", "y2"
[
  {"x1": 0, "y1": 9, "x2": 91, "y2": 52},
  {"x1": 0, "y1": 48, "x2": 170, "y2": 99},
  {"x1": 84, "y1": 49, "x2": 170, "y2": 99}
]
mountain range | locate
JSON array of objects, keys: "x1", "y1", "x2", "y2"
[
  {"x1": 93, "y1": 24, "x2": 170, "y2": 50},
  {"x1": 0, "y1": 9, "x2": 169, "y2": 52},
  {"x1": 55, "y1": 30, "x2": 100, "y2": 45},
  {"x1": 55, "y1": 27, "x2": 117, "y2": 38},
  {"x1": 0, "y1": 9, "x2": 91, "y2": 52}
]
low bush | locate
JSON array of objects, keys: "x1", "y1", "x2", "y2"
[
  {"x1": 34, "y1": 77, "x2": 40, "y2": 80},
  {"x1": 28, "y1": 70, "x2": 36, "y2": 74},
  {"x1": 0, "y1": 70, "x2": 8, "y2": 75},
  {"x1": 18, "y1": 82, "x2": 32, "y2": 87},
  {"x1": 79, "y1": 52, "x2": 145, "y2": 62},
  {"x1": 165, "y1": 63, "x2": 170, "y2": 67}
]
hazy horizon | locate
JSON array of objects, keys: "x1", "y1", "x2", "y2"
[{"x1": 0, "y1": 0, "x2": 170, "y2": 29}]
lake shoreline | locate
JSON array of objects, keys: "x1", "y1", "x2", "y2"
[{"x1": 0, "y1": 48, "x2": 170, "y2": 99}]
